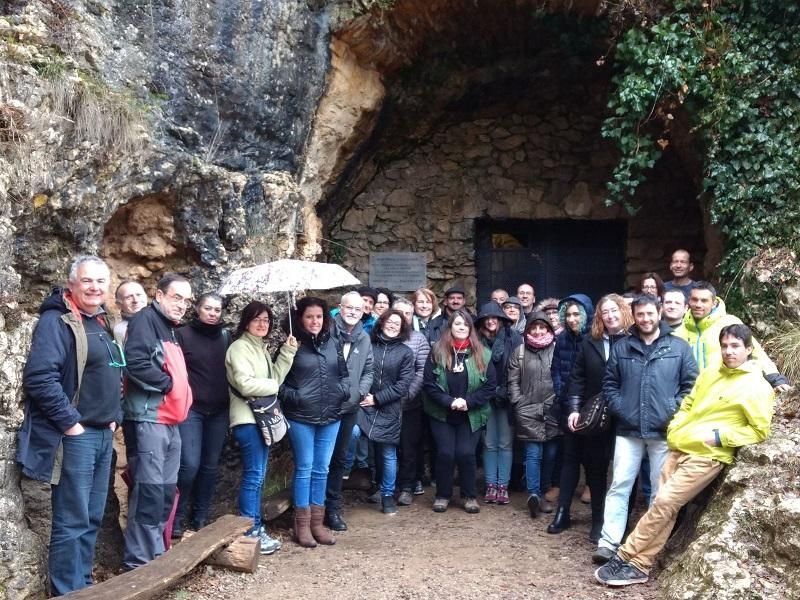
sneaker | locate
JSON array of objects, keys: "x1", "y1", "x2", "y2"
[
  {"x1": 413, "y1": 480, "x2": 425, "y2": 495},
  {"x1": 382, "y1": 495, "x2": 398, "y2": 515},
  {"x1": 254, "y1": 526, "x2": 282, "y2": 555},
  {"x1": 432, "y1": 497, "x2": 449, "y2": 513},
  {"x1": 342, "y1": 470, "x2": 350, "y2": 480},
  {"x1": 544, "y1": 486, "x2": 560, "y2": 502},
  {"x1": 463, "y1": 497, "x2": 480, "y2": 514},
  {"x1": 592, "y1": 546, "x2": 616, "y2": 565},
  {"x1": 484, "y1": 484, "x2": 498, "y2": 503},
  {"x1": 397, "y1": 490, "x2": 413, "y2": 506},
  {"x1": 496, "y1": 485, "x2": 510, "y2": 505},
  {"x1": 595, "y1": 555, "x2": 648, "y2": 586},
  {"x1": 367, "y1": 490, "x2": 381, "y2": 504},
  {"x1": 527, "y1": 494, "x2": 540, "y2": 518}
]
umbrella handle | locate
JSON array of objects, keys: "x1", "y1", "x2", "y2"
[{"x1": 287, "y1": 290, "x2": 293, "y2": 337}]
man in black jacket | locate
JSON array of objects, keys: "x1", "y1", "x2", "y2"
[
  {"x1": 324, "y1": 291, "x2": 374, "y2": 531},
  {"x1": 592, "y1": 295, "x2": 698, "y2": 565},
  {"x1": 19, "y1": 256, "x2": 123, "y2": 596}
]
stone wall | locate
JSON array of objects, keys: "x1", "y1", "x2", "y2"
[{"x1": 330, "y1": 76, "x2": 705, "y2": 304}]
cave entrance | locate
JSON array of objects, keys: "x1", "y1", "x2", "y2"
[{"x1": 475, "y1": 218, "x2": 627, "y2": 303}]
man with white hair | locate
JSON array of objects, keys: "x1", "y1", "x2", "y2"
[
  {"x1": 19, "y1": 256, "x2": 123, "y2": 595},
  {"x1": 325, "y1": 291, "x2": 374, "y2": 531}
]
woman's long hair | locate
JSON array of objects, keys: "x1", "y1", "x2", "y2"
[
  {"x1": 234, "y1": 301, "x2": 274, "y2": 339},
  {"x1": 432, "y1": 309, "x2": 486, "y2": 373},
  {"x1": 638, "y1": 272, "x2": 666, "y2": 298},
  {"x1": 590, "y1": 294, "x2": 634, "y2": 340}
]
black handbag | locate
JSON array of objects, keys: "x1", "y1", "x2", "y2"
[
  {"x1": 230, "y1": 385, "x2": 289, "y2": 446},
  {"x1": 572, "y1": 392, "x2": 610, "y2": 436}
]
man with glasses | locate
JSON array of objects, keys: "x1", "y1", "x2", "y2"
[
  {"x1": 324, "y1": 291, "x2": 374, "y2": 532},
  {"x1": 18, "y1": 256, "x2": 123, "y2": 595},
  {"x1": 122, "y1": 272, "x2": 193, "y2": 570}
]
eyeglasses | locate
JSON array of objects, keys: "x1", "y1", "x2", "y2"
[
  {"x1": 88, "y1": 332, "x2": 127, "y2": 368},
  {"x1": 375, "y1": 300, "x2": 390, "y2": 306},
  {"x1": 601, "y1": 308, "x2": 620, "y2": 316},
  {"x1": 384, "y1": 320, "x2": 403, "y2": 327},
  {"x1": 164, "y1": 292, "x2": 192, "y2": 307},
  {"x1": 341, "y1": 305, "x2": 363, "y2": 313},
  {"x1": 251, "y1": 318, "x2": 270, "y2": 324}
]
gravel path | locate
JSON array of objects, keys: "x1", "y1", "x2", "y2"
[{"x1": 164, "y1": 488, "x2": 659, "y2": 600}]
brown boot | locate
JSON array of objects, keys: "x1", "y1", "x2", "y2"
[
  {"x1": 294, "y1": 507, "x2": 317, "y2": 548},
  {"x1": 310, "y1": 505, "x2": 336, "y2": 545}
]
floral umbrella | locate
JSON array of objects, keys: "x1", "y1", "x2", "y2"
[{"x1": 218, "y1": 259, "x2": 361, "y2": 335}]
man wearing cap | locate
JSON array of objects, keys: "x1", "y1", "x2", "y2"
[
  {"x1": 427, "y1": 286, "x2": 471, "y2": 343},
  {"x1": 535, "y1": 297, "x2": 563, "y2": 335},
  {"x1": 357, "y1": 286, "x2": 378, "y2": 333}
]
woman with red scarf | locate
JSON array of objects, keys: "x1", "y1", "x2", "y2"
[
  {"x1": 422, "y1": 309, "x2": 497, "y2": 514},
  {"x1": 507, "y1": 310, "x2": 561, "y2": 519}
]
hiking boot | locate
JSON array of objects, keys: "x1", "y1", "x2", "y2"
[
  {"x1": 413, "y1": 480, "x2": 425, "y2": 495},
  {"x1": 544, "y1": 486, "x2": 560, "y2": 502},
  {"x1": 324, "y1": 511, "x2": 348, "y2": 532},
  {"x1": 581, "y1": 486, "x2": 591, "y2": 504},
  {"x1": 432, "y1": 497, "x2": 449, "y2": 513},
  {"x1": 540, "y1": 499, "x2": 554, "y2": 514},
  {"x1": 527, "y1": 494, "x2": 540, "y2": 518},
  {"x1": 463, "y1": 498, "x2": 480, "y2": 514},
  {"x1": 595, "y1": 555, "x2": 648, "y2": 587},
  {"x1": 257, "y1": 527, "x2": 282, "y2": 555},
  {"x1": 382, "y1": 496, "x2": 398, "y2": 515},
  {"x1": 367, "y1": 490, "x2": 381, "y2": 504},
  {"x1": 484, "y1": 484, "x2": 498, "y2": 503},
  {"x1": 496, "y1": 485, "x2": 510, "y2": 505},
  {"x1": 397, "y1": 490, "x2": 413, "y2": 506},
  {"x1": 592, "y1": 546, "x2": 616, "y2": 565}
]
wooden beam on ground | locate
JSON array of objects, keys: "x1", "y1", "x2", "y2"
[
  {"x1": 263, "y1": 488, "x2": 292, "y2": 522},
  {"x1": 64, "y1": 515, "x2": 252, "y2": 600},
  {"x1": 204, "y1": 535, "x2": 260, "y2": 573}
]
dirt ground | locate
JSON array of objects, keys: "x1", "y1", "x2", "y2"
[{"x1": 160, "y1": 486, "x2": 660, "y2": 600}]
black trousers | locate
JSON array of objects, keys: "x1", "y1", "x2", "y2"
[
  {"x1": 430, "y1": 418, "x2": 481, "y2": 499},
  {"x1": 324, "y1": 411, "x2": 357, "y2": 513},
  {"x1": 398, "y1": 407, "x2": 424, "y2": 491},
  {"x1": 557, "y1": 429, "x2": 613, "y2": 522}
]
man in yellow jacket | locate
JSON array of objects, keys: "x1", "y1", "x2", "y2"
[
  {"x1": 595, "y1": 323, "x2": 776, "y2": 587},
  {"x1": 672, "y1": 281, "x2": 789, "y2": 393}
]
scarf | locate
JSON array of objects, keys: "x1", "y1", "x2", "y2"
[
  {"x1": 452, "y1": 338, "x2": 470, "y2": 351},
  {"x1": 525, "y1": 330, "x2": 554, "y2": 349}
]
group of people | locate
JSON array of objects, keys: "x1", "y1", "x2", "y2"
[{"x1": 16, "y1": 249, "x2": 786, "y2": 595}]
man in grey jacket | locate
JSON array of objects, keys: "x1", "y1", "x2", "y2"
[
  {"x1": 592, "y1": 294, "x2": 698, "y2": 565},
  {"x1": 325, "y1": 291, "x2": 374, "y2": 531}
]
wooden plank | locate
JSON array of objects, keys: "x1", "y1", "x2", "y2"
[
  {"x1": 204, "y1": 535, "x2": 260, "y2": 573},
  {"x1": 263, "y1": 488, "x2": 292, "y2": 522},
  {"x1": 64, "y1": 515, "x2": 251, "y2": 600}
]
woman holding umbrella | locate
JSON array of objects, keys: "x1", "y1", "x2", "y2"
[{"x1": 280, "y1": 297, "x2": 350, "y2": 547}]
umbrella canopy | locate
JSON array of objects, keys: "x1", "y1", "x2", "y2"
[{"x1": 218, "y1": 259, "x2": 361, "y2": 296}]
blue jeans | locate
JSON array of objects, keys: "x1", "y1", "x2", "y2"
[
  {"x1": 176, "y1": 408, "x2": 229, "y2": 528},
  {"x1": 232, "y1": 424, "x2": 269, "y2": 534},
  {"x1": 598, "y1": 436, "x2": 670, "y2": 551},
  {"x1": 352, "y1": 426, "x2": 398, "y2": 497},
  {"x1": 524, "y1": 439, "x2": 559, "y2": 497},
  {"x1": 344, "y1": 425, "x2": 370, "y2": 471},
  {"x1": 287, "y1": 419, "x2": 341, "y2": 508},
  {"x1": 49, "y1": 427, "x2": 113, "y2": 596},
  {"x1": 483, "y1": 406, "x2": 513, "y2": 486}
]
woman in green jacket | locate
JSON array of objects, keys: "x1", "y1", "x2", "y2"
[
  {"x1": 226, "y1": 301, "x2": 297, "y2": 555},
  {"x1": 422, "y1": 309, "x2": 497, "y2": 514}
]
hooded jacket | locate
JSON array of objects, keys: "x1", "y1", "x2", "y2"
[
  {"x1": 507, "y1": 311, "x2": 560, "y2": 442},
  {"x1": 18, "y1": 289, "x2": 119, "y2": 483},
  {"x1": 672, "y1": 297, "x2": 786, "y2": 386},
  {"x1": 603, "y1": 322, "x2": 698, "y2": 439},
  {"x1": 357, "y1": 333, "x2": 415, "y2": 444},
  {"x1": 475, "y1": 302, "x2": 522, "y2": 407},
  {"x1": 667, "y1": 359, "x2": 774, "y2": 464},
  {"x1": 503, "y1": 296, "x2": 526, "y2": 334},
  {"x1": 551, "y1": 293, "x2": 594, "y2": 400},
  {"x1": 123, "y1": 301, "x2": 193, "y2": 424},
  {"x1": 330, "y1": 314, "x2": 374, "y2": 415},
  {"x1": 279, "y1": 328, "x2": 350, "y2": 426}
]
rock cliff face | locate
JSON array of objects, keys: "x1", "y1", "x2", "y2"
[{"x1": 0, "y1": 0, "x2": 797, "y2": 597}]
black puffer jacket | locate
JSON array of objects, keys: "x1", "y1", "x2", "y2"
[
  {"x1": 279, "y1": 328, "x2": 350, "y2": 426},
  {"x1": 603, "y1": 323, "x2": 698, "y2": 439},
  {"x1": 357, "y1": 334, "x2": 414, "y2": 444},
  {"x1": 564, "y1": 333, "x2": 626, "y2": 415}
]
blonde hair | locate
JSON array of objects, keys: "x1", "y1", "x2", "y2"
[
  {"x1": 413, "y1": 287, "x2": 436, "y2": 306},
  {"x1": 591, "y1": 294, "x2": 634, "y2": 340}
]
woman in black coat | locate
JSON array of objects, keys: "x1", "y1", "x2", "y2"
[
  {"x1": 547, "y1": 293, "x2": 632, "y2": 541},
  {"x1": 280, "y1": 297, "x2": 350, "y2": 547},
  {"x1": 356, "y1": 310, "x2": 415, "y2": 515}
]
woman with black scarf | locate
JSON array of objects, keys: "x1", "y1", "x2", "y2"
[{"x1": 173, "y1": 293, "x2": 231, "y2": 537}]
